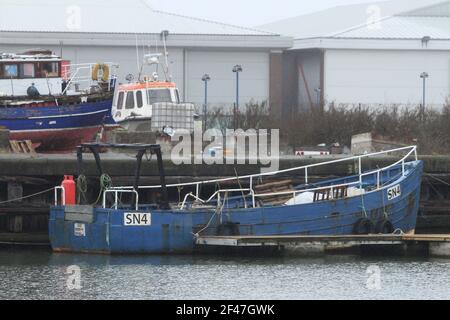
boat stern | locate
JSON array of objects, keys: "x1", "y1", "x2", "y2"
[{"x1": 49, "y1": 205, "x2": 111, "y2": 254}]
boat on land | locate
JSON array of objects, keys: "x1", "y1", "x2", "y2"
[
  {"x1": 49, "y1": 145, "x2": 423, "y2": 254},
  {"x1": 0, "y1": 50, "x2": 119, "y2": 151},
  {"x1": 112, "y1": 79, "x2": 194, "y2": 133},
  {"x1": 112, "y1": 32, "x2": 195, "y2": 133}
]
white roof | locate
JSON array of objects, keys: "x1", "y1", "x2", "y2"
[
  {"x1": 285, "y1": 0, "x2": 450, "y2": 50},
  {"x1": 259, "y1": 0, "x2": 446, "y2": 39},
  {"x1": 0, "y1": 52, "x2": 61, "y2": 61},
  {"x1": 332, "y1": 16, "x2": 450, "y2": 39},
  {"x1": 0, "y1": 0, "x2": 273, "y2": 36}
]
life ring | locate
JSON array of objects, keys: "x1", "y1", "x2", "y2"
[
  {"x1": 92, "y1": 63, "x2": 110, "y2": 82},
  {"x1": 353, "y1": 218, "x2": 375, "y2": 235},
  {"x1": 375, "y1": 220, "x2": 394, "y2": 234}
]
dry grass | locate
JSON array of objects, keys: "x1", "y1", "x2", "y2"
[{"x1": 206, "y1": 101, "x2": 450, "y2": 155}]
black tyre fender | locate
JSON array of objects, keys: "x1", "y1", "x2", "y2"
[
  {"x1": 353, "y1": 218, "x2": 375, "y2": 235},
  {"x1": 375, "y1": 220, "x2": 395, "y2": 234}
]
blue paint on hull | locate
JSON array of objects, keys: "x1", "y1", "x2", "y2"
[
  {"x1": 0, "y1": 100, "x2": 112, "y2": 132},
  {"x1": 49, "y1": 161, "x2": 423, "y2": 254}
]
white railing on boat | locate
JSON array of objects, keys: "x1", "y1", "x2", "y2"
[
  {"x1": 102, "y1": 189, "x2": 139, "y2": 211},
  {"x1": 103, "y1": 146, "x2": 418, "y2": 210},
  {"x1": 180, "y1": 189, "x2": 256, "y2": 210},
  {"x1": 54, "y1": 186, "x2": 65, "y2": 206},
  {"x1": 61, "y1": 62, "x2": 120, "y2": 95}
]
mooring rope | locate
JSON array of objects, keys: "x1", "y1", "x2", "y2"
[
  {"x1": 0, "y1": 187, "x2": 55, "y2": 205},
  {"x1": 193, "y1": 194, "x2": 227, "y2": 238},
  {"x1": 76, "y1": 174, "x2": 88, "y2": 204},
  {"x1": 77, "y1": 173, "x2": 112, "y2": 206},
  {"x1": 92, "y1": 174, "x2": 113, "y2": 206}
]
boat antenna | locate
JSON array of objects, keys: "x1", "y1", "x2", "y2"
[
  {"x1": 138, "y1": 36, "x2": 145, "y2": 81},
  {"x1": 160, "y1": 30, "x2": 171, "y2": 82},
  {"x1": 154, "y1": 34, "x2": 159, "y2": 76},
  {"x1": 59, "y1": 40, "x2": 64, "y2": 58},
  {"x1": 135, "y1": 34, "x2": 141, "y2": 80}
]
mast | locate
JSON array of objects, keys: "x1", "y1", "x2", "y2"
[{"x1": 160, "y1": 30, "x2": 171, "y2": 82}]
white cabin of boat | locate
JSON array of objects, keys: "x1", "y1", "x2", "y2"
[
  {"x1": 0, "y1": 49, "x2": 119, "y2": 100},
  {"x1": 112, "y1": 81, "x2": 181, "y2": 122},
  {"x1": 0, "y1": 50, "x2": 63, "y2": 97},
  {"x1": 111, "y1": 52, "x2": 195, "y2": 132}
]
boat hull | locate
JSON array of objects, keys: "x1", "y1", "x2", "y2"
[
  {"x1": 11, "y1": 126, "x2": 103, "y2": 152},
  {"x1": 0, "y1": 100, "x2": 112, "y2": 151},
  {"x1": 49, "y1": 161, "x2": 424, "y2": 254}
]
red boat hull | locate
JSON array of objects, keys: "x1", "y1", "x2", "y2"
[{"x1": 10, "y1": 126, "x2": 102, "y2": 152}]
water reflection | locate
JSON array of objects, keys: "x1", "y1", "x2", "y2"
[{"x1": 1, "y1": 249, "x2": 450, "y2": 300}]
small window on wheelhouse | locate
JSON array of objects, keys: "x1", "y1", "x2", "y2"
[
  {"x1": 147, "y1": 89, "x2": 172, "y2": 104},
  {"x1": 125, "y1": 91, "x2": 135, "y2": 109},
  {"x1": 136, "y1": 91, "x2": 143, "y2": 108},
  {"x1": 20, "y1": 63, "x2": 36, "y2": 78},
  {"x1": 117, "y1": 92, "x2": 124, "y2": 110},
  {"x1": 40, "y1": 62, "x2": 59, "y2": 77},
  {"x1": 3, "y1": 64, "x2": 18, "y2": 78}
]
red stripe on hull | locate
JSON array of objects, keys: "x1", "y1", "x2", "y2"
[{"x1": 10, "y1": 127, "x2": 102, "y2": 152}]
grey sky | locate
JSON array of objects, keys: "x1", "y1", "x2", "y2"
[{"x1": 148, "y1": 0, "x2": 380, "y2": 27}]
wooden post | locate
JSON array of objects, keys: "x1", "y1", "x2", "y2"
[{"x1": 8, "y1": 182, "x2": 23, "y2": 203}]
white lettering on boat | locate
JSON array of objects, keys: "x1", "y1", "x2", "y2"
[
  {"x1": 124, "y1": 213, "x2": 151, "y2": 226},
  {"x1": 387, "y1": 185, "x2": 401, "y2": 201},
  {"x1": 74, "y1": 223, "x2": 86, "y2": 237}
]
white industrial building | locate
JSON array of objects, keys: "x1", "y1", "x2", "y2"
[
  {"x1": 261, "y1": 0, "x2": 450, "y2": 112},
  {"x1": 0, "y1": 0, "x2": 292, "y2": 109},
  {"x1": 2, "y1": 0, "x2": 450, "y2": 115}
]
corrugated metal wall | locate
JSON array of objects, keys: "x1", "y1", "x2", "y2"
[
  {"x1": 324, "y1": 49, "x2": 450, "y2": 108},
  {"x1": 185, "y1": 50, "x2": 270, "y2": 110}
]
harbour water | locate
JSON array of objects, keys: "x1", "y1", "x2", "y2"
[{"x1": 1, "y1": 248, "x2": 450, "y2": 300}]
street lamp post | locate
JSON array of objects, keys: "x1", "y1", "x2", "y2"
[
  {"x1": 420, "y1": 72, "x2": 429, "y2": 121},
  {"x1": 202, "y1": 74, "x2": 211, "y2": 131},
  {"x1": 232, "y1": 65, "x2": 243, "y2": 130},
  {"x1": 314, "y1": 88, "x2": 322, "y2": 106}
]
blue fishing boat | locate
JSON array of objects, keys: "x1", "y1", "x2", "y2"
[
  {"x1": 49, "y1": 144, "x2": 423, "y2": 254},
  {"x1": 0, "y1": 50, "x2": 118, "y2": 151},
  {"x1": 0, "y1": 101, "x2": 112, "y2": 151}
]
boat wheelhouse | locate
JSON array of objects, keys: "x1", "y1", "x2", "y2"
[
  {"x1": 0, "y1": 50, "x2": 63, "y2": 97},
  {"x1": 112, "y1": 50, "x2": 195, "y2": 133},
  {"x1": 0, "y1": 50, "x2": 119, "y2": 151},
  {"x1": 49, "y1": 145, "x2": 423, "y2": 254},
  {"x1": 112, "y1": 80, "x2": 192, "y2": 132}
]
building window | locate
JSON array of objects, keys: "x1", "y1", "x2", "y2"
[
  {"x1": 125, "y1": 91, "x2": 135, "y2": 109},
  {"x1": 40, "y1": 62, "x2": 59, "y2": 77},
  {"x1": 117, "y1": 92, "x2": 124, "y2": 110},
  {"x1": 3, "y1": 64, "x2": 18, "y2": 78},
  {"x1": 147, "y1": 89, "x2": 172, "y2": 104},
  {"x1": 20, "y1": 63, "x2": 36, "y2": 78},
  {"x1": 136, "y1": 91, "x2": 143, "y2": 108}
]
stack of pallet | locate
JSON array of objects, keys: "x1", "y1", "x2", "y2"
[
  {"x1": 9, "y1": 140, "x2": 35, "y2": 154},
  {"x1": 253, "y1": 180, "x2": 294, "y2": 206}
]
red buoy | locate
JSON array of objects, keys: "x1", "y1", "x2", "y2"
[{"x1": 61, "y1": 175, "x2": 76, "y2": 205}]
